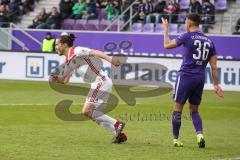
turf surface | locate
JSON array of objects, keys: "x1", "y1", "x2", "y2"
[{"x1": 0, "y1": 80, "x2": 239, "y2": 160}]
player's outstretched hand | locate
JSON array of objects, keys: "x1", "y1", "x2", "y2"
[
  {"x1": 49, "y1": 75, "x2": 58, "y2": 83},
  {"x1": 214, "y1": 84, "x2": 224, "y2": 98},
  {"x1": 111, "y1": 58, "x2": 121, "y2": 67},
  {"x1": 161, "y1": 18, "x2": 169, "y2": 32}
]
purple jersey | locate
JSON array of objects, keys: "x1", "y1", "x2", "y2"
[{"x1": 175, "y1": 31, "x2": 216, "y2": 75}]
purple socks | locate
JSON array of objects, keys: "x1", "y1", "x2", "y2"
[
  {"x1": 172, "y1": 111, "x2": 182, "y2": 139},
  {"x1": 172, "y1": 111, "x2": 203, "y2": 139},
  {"x1": 191, "y1": 111, "x2": 203, "y2": 135}
]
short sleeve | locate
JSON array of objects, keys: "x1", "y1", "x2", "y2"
[
  {"x1": 211, "y1": 43, "x2": 217, "y2": 56},
  {"x1": 74, "y1": 46, "x2": 92, "y2": 57},
  {"x1": 175, "y1": 33, "x2": 188, "y2": 46}
]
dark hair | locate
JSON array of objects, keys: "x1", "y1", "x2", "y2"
[
  {"x1": 187, "y1": 13, "x2": 201, "y2": 26},
  {"x1": 59, "y1": 33, "x2": 76, "y2": 47}
]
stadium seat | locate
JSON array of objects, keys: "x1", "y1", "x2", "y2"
[
  {"x1": 98, "y1": 20, "x2": 112, "y2": 31},
  {"x1": 143, "y1": 23, "x2": 155, "y2": 32},
  {"x1": 155, "y1": 23, "x2": 164, "y2": 33},
  {"x1": 215, "y1": 0, "x2": 227, "y2": 11},
  {"x1": 169, "y1": 24, "x2": 178, "y2": 34},
  {"x1": 98, "y1": 24, "x2": 108, "y2": 31},
  {"x1": 97, "y1": 24, "x2": 108, "y2": 31},
  {"x1": 179, "y1": 0, "x2": 190, "y2": 10},
  {"x1": 61, "y1": 19, "x2": 75, "y2": 30},
  {"x1": 178, "y1": 24, "x2": 187, "y2": 33},
  {"x1": 76, "y1": 19, "x2": 87, "y2": 24},
  {"x1": 199, "y1": 24, "x2": 203, "y2": 31},
  {"x1": 109, "y1": 24, "x2": 118, "y2": 31},
  {"x1": 131, "y1": 23, "x2": 142, "y2": 32},
  {"x1": 85, "y1": 19, "x2": 99, "y2": 30},
  {"x1": 84, "y1": 24, "x2": 98, "y2": 31},
  {"x1": 99, "y1": 20, "x2": 112, "y2": 25},
  {"x1": 72, "y1": 19, "x2": 87, "y2": 30},
  {"x1": 87, "y1": 19, "x2": 100, "y2": 25},
  {"x1": 110, "y1": 21, "x2": 124, "y2": 31},
  {"x1": 177, "y1": 12, "x2": 187, "y2": 23},
  {"x1": 155, "y1": 24, "x2": 179, "y2": 34}
]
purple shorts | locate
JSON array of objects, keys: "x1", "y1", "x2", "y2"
[{"x1": 173, "y1": 72, "x2": 205, "y2": 105}]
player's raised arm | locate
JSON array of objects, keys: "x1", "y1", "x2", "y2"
[
  {"x1": 209, "y1": 55, "x2": 224, "y2": 98},
  {"x1": 89, "y1": 50, "x2": 120, "y2": 66},
  {"x1": 161, "y1": 18, "x2": 178, "y2": 49}
]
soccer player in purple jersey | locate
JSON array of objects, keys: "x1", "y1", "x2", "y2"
[{"x1": 161, "y1": 13, "x2": 223, "y2": 148}]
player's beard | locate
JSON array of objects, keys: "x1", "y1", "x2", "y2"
[
  {"x1": 57, "y1": 49, "x2": 64, "y2": 56},
  {"x1": 58, "y1": 52, "x2": 64, "y2": 56}
]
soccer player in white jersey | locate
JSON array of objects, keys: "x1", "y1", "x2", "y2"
[{"x1": 50, "y1": 34, "x2": 127, "y2": 143}]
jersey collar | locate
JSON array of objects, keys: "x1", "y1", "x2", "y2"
[{"x1": 65, "y1": 47, "x2": 75, "y2": 64}]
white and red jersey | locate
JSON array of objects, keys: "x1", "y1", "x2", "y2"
[
  {"x1": 65, "y1": 46, "x2": 108, "y2": 84},
  {"x1": 64, "y1": 46, "x2": 112, "y2": 106}
]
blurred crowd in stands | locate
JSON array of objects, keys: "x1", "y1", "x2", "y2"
[
  {"x1": 28, "y1": 0, "x2": 134, "y2": 29},
  {"x1": 132, "y1": 0, "x2": 215, "y2": 32},
  {"x1": 0, "y1": 0, "x2": 37, "y2": 27},
  {"x1": 233, "y1": 17, "x2": 240, "y2": 35},
  {"x1": 25, "y1": 0, "x2": 216, "y2": 31}
]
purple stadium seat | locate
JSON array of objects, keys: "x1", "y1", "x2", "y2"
[
  {"x1": 100, "y1": 20, "x2": 112, "y2": 25},
  {"x1": 178, "y1": 12, "x2": 187, "y2": 23},
  {"x1": 84, "y1": 24, "x2": 98, "y2": 31},
  {"x1": 179, "y1": 0, "x2": 190, "y2": 10},
  {"x1": 97, "y1": 20, "x2": 124, "y2": 31},
  {"x1": 61, "y1": 19, "x2": 75, "y2": 30},
  {"x1": 169, "y1": 24, "x2": 178, "y2": 34},
  {"x1": 84, "y1": 20, "x2": 99, "y2": 30},
  {"x1": 75, "y1": 19, "x2": 87, "y2": 25},
  {"x1": 98, "y1": 9, "x2": 107, "y2": 20},
  {"x1": 110, "y1": 21, "x2": 124, "y2": 31},
  {"x1": 131, "y1": 23, "x2": 142, "y2": 32},
  {"x1": 98, "y1": 24, "x2": 108, "y2": 31},
  {"x1": 178, "y1": 24, "x2": 186, "y2": 33},
  {"x1": 72, "y1": 24, "x2": 85, "y2": 30},
  {"x1": 155, "y1": 23, "x2": 164, "y2": 33},
  {"x1": 215, "y1": 0, "x2": 227, "y2": 11},
  {"x1": 98, "y1": 20, "x2": 112, "y2": 31},
  {"x1": 109, "y1": 24, "x2": 118, "y2": 31},
  {"x1": 87, "y1": 19, "x2": 100, "y2": 25},
  {"x1": 72, "y1": 19, "x2": 87, "y2": 30},
  {"x1": 143, "y1": 23, "x2": 154, "y2": 32},
  {"x1": 199, "y1": 25, "x2": 203, "y2": 31}
]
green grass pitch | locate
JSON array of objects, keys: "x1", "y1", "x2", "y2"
[{"x1": 0, "y1": 80, "x2": 239, "y2": 160}]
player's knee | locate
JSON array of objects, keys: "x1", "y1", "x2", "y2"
[
  {"x1": 173, "y1": 102, "x2": 184, "y2": 111},
  {"x1": 190, "y1": 109, "x2": 197, "y2": 113},
  {"x1": 189, "y1": 106, "x2": 198, "y2": 113}
]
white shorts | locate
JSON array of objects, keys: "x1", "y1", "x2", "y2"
[{"x1": 85, "y1": 77, "x2": 112, "y2": 108}]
